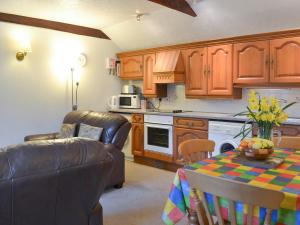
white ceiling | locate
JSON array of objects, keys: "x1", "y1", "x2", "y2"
[
  {"x1": 0, "y1": 0, "x2": 161, "y2": 28},
  {"x1": 2, "y1": 0, "x2": 300, "y2": 51}
]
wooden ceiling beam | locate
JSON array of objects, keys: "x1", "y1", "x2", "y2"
[
  {"x1": 0, "y1": 12, "x2": 110, "y2": 40},
  {"x1": 148, "y1": 0, "x2": 197, "y2": 17}
]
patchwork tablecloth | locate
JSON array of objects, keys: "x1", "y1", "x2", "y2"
[{"x1": 162, "y1": 149, "x2": 300, "y2": 225}]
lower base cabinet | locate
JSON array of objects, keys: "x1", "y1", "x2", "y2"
[
  {"x1": 252, "y1": 124, "x2": 300, "y2": 137},
  {"x1": 173, "y1": 127, "x2": 208, "y2": 164},
  {"x1": 132, "y1": 123, "x2": 144, "y2": 156},
  {"x1": 131, "y1": 112, "x2": 300, "y2": 172}
]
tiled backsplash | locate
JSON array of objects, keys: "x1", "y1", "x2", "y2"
[{"x1": 127, "y1": 81, "x2": 300, "y2": 118}]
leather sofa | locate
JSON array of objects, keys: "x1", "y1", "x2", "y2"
[
  {"x1": 0, "y1": 138, "x2": 113, "y2": 225},
  {"x1": 25, "y1": 111, "x2": 132, "y2": 189},
  {"x1": 0, "y1": 111, "x2": 131, "y2": 225}
]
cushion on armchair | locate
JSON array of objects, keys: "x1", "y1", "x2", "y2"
[
  {"x1": 78, "y1": 123, "x2": 103, "y2": 140},
  {"x1": 58, "y1": 123, "x2": 76, "y2": 139}
]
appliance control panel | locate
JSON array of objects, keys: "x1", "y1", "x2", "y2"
[{"x1": 144, "y1": 114, "x2": 173, "y2": 125}]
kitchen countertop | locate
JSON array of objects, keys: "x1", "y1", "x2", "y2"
[{"x1": 109, "y1": 108, "x2": 300, "y2": 125}]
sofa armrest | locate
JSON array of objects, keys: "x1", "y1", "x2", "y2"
[
  {"x1": 111, "y1": 122, "x2": 131, "y2": 150},
  {"x1": 24, "y1": 133, "x2": 59, "y2": 142}
]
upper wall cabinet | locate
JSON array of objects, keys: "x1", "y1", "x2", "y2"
[
  {"x1": 233, "y1": 41, "x2": 269, "y2": 84},
  {"x1": 143, "y1": 53, "x2": 167, "y2": 98},
  {"x1": 207, "y1": 44, "x2": 233, "y2": 96},
  {"x1": 118, "y1": 29, "x2": 300, "y2": 89},
  {"x1": 184, "y1": 48, "x2": 208, "y2": 96},
  {"x1": 270, "y1": 37, "x2": 300, "y2": 83},
  {"x1": 120, "y1": 55, "x2": 143, "y2": 80},
  {"x1": 185, "y1": 44, "x2": 241, "y2": 98}
]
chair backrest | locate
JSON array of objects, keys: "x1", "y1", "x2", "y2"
[
  {"x1": 273, "y1": 136, "x2": 300, "y2": 149},
  {"x1": 185, "y1": 169, "x2": 284, "y2": 225},
  {"x1": 179, "y1": 139, "x2": 215, "y2": 164}
]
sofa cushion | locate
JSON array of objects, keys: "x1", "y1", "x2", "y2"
[
  {"x1": 78, "y1": 123, "x2": 103, "y2": 141},
  {"x1": 58, "y1": 124, "x2": 76, "y2": 139},
  {"x1": 62, "y1": 111, "x2": 129, "y2": 144}
]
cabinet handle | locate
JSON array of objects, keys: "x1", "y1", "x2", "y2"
[
  {"x1": 207, "y1": 65, "x2": 211, "y2": 75},
  {"x1": 204, "y1": 65, "x2": 207, "y2": 75},
  {"x1": 270, "y1": 58, "x2": 274, "y2": 69},
  {"x1": 265, "y1": 59, "x2": 269, "y2": 66}
]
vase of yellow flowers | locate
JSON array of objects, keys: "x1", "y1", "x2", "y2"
[{"x1": 235, "y1": 90, "x2": 296, "y2": 140}]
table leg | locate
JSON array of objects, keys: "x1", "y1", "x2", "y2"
[{"x1": 188, "y1": 208, "x2": 199, "y2": 225}]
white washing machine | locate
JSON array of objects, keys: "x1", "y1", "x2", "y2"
[{"x1": 208, "y1": 121, "x2": 252, "y2": 156}]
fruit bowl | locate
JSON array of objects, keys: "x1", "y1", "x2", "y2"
[
  {"x1": 238, "y1": 138, "x2": 274, "y2": 160},
  {"x1": 240, "y1": 147, "x2": 274, "y2": 160}
]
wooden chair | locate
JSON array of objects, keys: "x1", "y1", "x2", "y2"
[
  {"x1": 273, "y1": 136, "x2": 300, "y2": 149},
  {"x1": 185, "y1": 170, "x2": 284, "y2": 225},
  {"x1": 178, "y1": 139, "x2": 215, "y2": 225},
  {"x1": 179, "y1": 139, "x2": 215, "y2": 164}
]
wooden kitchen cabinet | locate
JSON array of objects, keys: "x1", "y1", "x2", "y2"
[
  {"x1": 253, "y1": 124, "x2": 300, "y2": 137},
  {"x1": 173, "y1": 127, "x2": 208, "y2": 164},
  {"x1": 132, "y1": 113, "x2": 144, "y2": 123},
  {"x1": 207, "y1": 44, "x2": 233, "y2": 95},
  {"x1": 143, "y1": 53, "x2": 167, "y2": 98},
  {"x1": 184, "y1": 48, "x2": 208, "y2": 96},
  {"x1": 131, "y1": 114, "x2": 144, "y2": 156},
  {"x1": 173, "y1": 117, "x2": 208, "y2": 164},
  {"x1": 270, "y1": 37, "x2": 300, "y2": 83},
  {"x1": 174, "y1": 117, "x2": 208, "y2": 130},
  {"x1": 120, "y1": 55, "x2": 143, "y2": 80},
  {"x1": 184, "y1": 44, "x2": 241, "y2": 98},
  {"x1": 233, "y1": 41, "x2": 270, "y2": 84}
]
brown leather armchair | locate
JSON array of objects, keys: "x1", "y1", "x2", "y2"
[
  {"x1": 0, "y1": 138, "x2": 113, "y2": 225},
  {"x1": 25, "y1": 111, "x2": 132, "y2": 189},
  {"x1": 0, "y1": 111, "x2": 131, "y2": 225}
]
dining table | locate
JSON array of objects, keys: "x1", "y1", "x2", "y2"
[{"x1": 162, "y1": 149, "x2": 300, "y2": 225}]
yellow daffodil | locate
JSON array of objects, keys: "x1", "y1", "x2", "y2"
[
  {"x1": 235, "y1": 92, "x2": 295, "y2": 140},
  {"x1": 260, "y1": 97, "x2": 270, "y2": 112},
  {"x1": 260, "y1": 113, "x2": 268, "y2": 122},
  {"x1": 266, "y1": 113, "x2": 275, "y2": 122},
  {"x1": 248, "y1": 91, "x2": 259, "y2": 111},
  {"x1": 270, "y1": 96, "x2": 281, "y2": 113},
  {"x1": 276, "y1": 112, "x2": 288, "y2": 124}
]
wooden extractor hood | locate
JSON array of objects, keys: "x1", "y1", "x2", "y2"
[{"x1": 153, "y1": 50, "x2": 185, "y2": 83}]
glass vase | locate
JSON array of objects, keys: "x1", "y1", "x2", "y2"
[{"x1": 257, "y1": 125, "x2": 273, "y2": 140}]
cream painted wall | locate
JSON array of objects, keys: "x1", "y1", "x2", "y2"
[{"x1": 0, "y1": 22, "x2": 121, "y2": 147}]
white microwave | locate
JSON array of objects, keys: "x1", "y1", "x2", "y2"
[{"x1": 119, "y1": 94, "x2": 141, "y2": 109}]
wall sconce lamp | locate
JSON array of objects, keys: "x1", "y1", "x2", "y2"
[{"x1": 16, "y1": 42, "x2": 32, "y2": 61}]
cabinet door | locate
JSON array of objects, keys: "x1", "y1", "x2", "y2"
[
  {"x1": 120, "y1": 55, "x2": 143, "y2": 80},
  {"x1": 207, "y1": 44, "x2": 233, "y2": 95},
  {"x1": 143, "y1": 53, "x2": 167, "y2": 98},
  {"x1": 233, "y1": 41, "x2": 269, "y2": 84},
  {"x1": 253, "y1": 124, "x2": 300, "y2": 137},
  {"x1": 185, "y1": 48, "x2": 208, "y2": 96},
  {"x1": 270, "y1": 37, "x2": 300, "y2": 83},
  {"x1": 174, "y1": 117, "x2": 208, "y2": 131},
  {"x1": 173, "y1": 127, "x2": 208, "y2": 164},
  {"x1": 132, "y1": 123, "x2": 144, "y2": 156}
]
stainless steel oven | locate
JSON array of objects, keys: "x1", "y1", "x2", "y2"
[{"x1": 144, "y1": 115, "x2": 173, "y2": 155}]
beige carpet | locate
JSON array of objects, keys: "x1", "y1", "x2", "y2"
[{"x1": 101, "y1": 161, "x2": 187, "y2": 225}]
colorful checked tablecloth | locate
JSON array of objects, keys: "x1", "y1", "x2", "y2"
[{"x1": 162, "y1": 149, "x2": 300, "y2": 225}]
